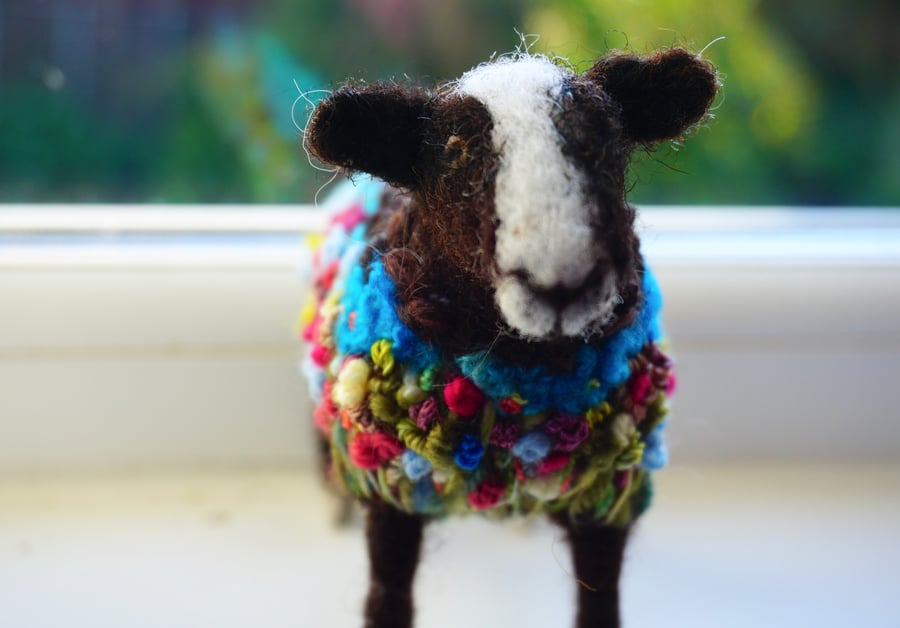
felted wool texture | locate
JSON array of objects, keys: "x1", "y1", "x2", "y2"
[
  {"x1": 455, "y1": 55, "x2": 619, "y2": 339},
  {"x1": 305, "y1": 84, "x2": 433, "y2": 189},
  {"x1": 363, "y1": 502, "x2": 424, "y2": 627},
  {"x1": 586, "y1": 48, "x2": 720, "y2": 144},
  {"x1": 301, "y1": 179, "x2": 674, "y2": 526}
]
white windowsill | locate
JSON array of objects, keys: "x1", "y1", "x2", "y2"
[
  {"x1": 1, "y1": 205, "x2": 899, "y2": 474},
  {"x1": 3, "y1": 205, "x2": 900, "y2": 268},
  {"x1": 2, "y1": 465, "x2": 897, "y2": 628}
]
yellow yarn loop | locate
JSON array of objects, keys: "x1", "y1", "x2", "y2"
[
  {"x1": 645, "y1": 396, "x2": 669, "y2": 428},
  {"x1": 370, "y1": 339, "x2": 396, "y2": 377},
  {"x1": 395, "y1": 419, "x2": 455, "y2": 469},
  {"x1": 604, "y1": 470, "x2": 635, "y2": 526},
  {"x1": 585, "y1": 401, "x2": 612, "y2": 428},
  {"x1": 369, "y1": 393, "x2": 402, "y2": 424},
  {"x1": 396, "y1": 419, "x2": 427, "y2": 452},
  {"x1": 299, "y1": 296, "x2": 317, "y2": 327},
  {"x1": 441, "y1": 472, "x2": 467, "y2": 504},
  {"x1": 479, "y1": 402, "x2": 497, "y2": 445},
  {"x1": 610, "y1": 413, "x2": 637, "y2": 449},
  {"x1": 396, "y1": 372, "x2": 427, "y2": 408},
  {"x1": 424, "y1": 425, "x2": 456, "y2": 468},
  {"x1": 615, "y1": 435, "x2": 645, "y2": 470},
  {"x1": 368, "y1": 376, "x2": 397, "y2": 396},
  {"x1": 517, "y1": 411, "x2": 545, "y2": 430},
  {"x1": 332, "y1": 358, "x2": 370, "y2": 407}
]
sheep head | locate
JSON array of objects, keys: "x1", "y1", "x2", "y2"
[{"x1": 305, "y1": 48, "x2": 718, "y2": 360}]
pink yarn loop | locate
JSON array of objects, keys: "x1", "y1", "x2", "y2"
[{"x1": 310, "y1": 343, "x2": 330, "y2": 367}]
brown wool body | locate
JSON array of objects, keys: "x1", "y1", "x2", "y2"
[{"x1": 304, "y1": 46, "x2": 718, "y2": 628}]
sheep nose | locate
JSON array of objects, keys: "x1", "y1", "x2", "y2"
[
  {"x1": 532, "y1": 281, "x2": 585, "y2": 308},
  {"x1": 525, "y1": 260, "x2": 611, "y2": 308}
]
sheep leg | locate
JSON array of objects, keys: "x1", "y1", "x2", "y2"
[
  {"x1": 554, "y1": 515, "x2": 630, "y2": 628},
  {"x1": 316, "y1": 433, "x2": 331, "y2": 479},
  {"x1": 364, "y1": 500, "x2": 425, "y2": 628}
]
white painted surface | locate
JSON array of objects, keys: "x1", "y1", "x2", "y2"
[
  {"x1": 0, "y1": 267, "x2": 313, "y2": 473},
  {"x1": 0, "y1": 205, "x2": 324, "y2": 233},
  {"x1": 1, "y1": 207, "x2": 899, "y2": 473},
  {"x1": 0, "y1": 466, "x2": 897, "y2": 628}
]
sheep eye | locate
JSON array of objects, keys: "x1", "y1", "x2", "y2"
[{"x1": 444, "y1": 134, "x2": 468, "y2": 169}]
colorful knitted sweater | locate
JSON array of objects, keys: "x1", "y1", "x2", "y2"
[{"x1": 301, "y1": 178, "x2": 674, "y2": 526}]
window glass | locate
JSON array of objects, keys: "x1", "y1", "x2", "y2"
[{"x1": 0, "y1": 0, "x2": 896, "y2": 205}]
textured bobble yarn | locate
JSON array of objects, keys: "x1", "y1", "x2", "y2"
[{"x1": 301, "y1": 177, "x2": 675, "y2": 525}]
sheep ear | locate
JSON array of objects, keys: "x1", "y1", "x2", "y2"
[
  {"x1": 586, "y1": 48, "x2": 719, "y2": 144},
  {"x1": 305, "y1": 84, "x2": 432, "y2": 188}
]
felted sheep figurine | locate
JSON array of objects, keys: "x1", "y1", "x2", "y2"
[{"x1": 300, "y1": 46, "x2": 718, "y2": 628}]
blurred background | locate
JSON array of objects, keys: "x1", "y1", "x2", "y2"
[
  {"x1": 1, "y1": 0, "x2": 898, "y2": 206},
  {"x1": 2, "y1": 2, "x2": 899, "y2": 627}
]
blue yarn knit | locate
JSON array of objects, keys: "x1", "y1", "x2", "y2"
[{"x1": 334, "y1": 254, "x2": 664, "y2": 416}]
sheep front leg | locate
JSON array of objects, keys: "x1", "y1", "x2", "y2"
[
  {"x1": 554, "y1": 515, "x2": 630, "y2": 628},
  {"x1": 364, "y1": 500, "x2": 425, "y2": 628}
]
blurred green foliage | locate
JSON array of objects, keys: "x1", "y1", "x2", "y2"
[
  {"x1": 526, "y1": 0, "x2": 899, "y2": 205},
  {"x1": 0, "y1": 0, "x2": 896, "y2": 205}
]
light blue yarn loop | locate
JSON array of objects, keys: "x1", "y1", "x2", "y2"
[
  {"x1": 402, "y1": 449, "x2": 433, "y2": 481},
  {"x1": 640, "y1": 423, "x2": 669, "y2": 471},
  {"x1": 512, "y1": 431, "x2": 552, "y2": 464}
]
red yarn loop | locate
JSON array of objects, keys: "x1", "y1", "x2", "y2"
[
  {"x1": 330, "y1": 203, "x2": 366, "y2": 231},
  {"x1": 498, "y1": 397, "x2": 523, "y2": 415},
  {"x1": 348, "y1": 432, "x2": 403, "y2": 470},
  {"x1": 629, "y1": 372, "x2": 652, "y2": 405},
  {"x1": 544, "y1": 413, "x2": 590, "y2": 452},
  {"x1": 489, "y1": 420, "x2": 521, "y2": 449},
  {"x1": 467, "y1": 479, "x2": 506, "y2": 510},
  {"x1": 442, "y1": 376, "x2": 485, "y2": 419},
  {"x1": 665, "y1": 373, "x2": 677, "y2": 395},
  {"x1": 317, "y1": 260, "x2": 340, "y2": 292},
  {"x1": 302, "y1": 316, "x2": 320, "y2": 343},
  {"x1": 313, "y1": 382, "x2": 337, "y2": 436},
  {"x1": 409, "y1": 397, "x2": 440, "y2": 431},
  {"x1": 538, "y1": 452, "x2": 571, "y2": 475}
]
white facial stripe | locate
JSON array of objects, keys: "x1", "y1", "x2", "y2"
[{"x1": 455, "y1": 56, "x2": 595, "y2": 290}]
